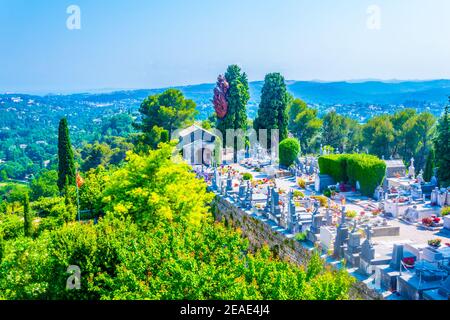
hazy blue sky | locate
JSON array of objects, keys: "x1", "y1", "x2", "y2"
[{"x1": 1, "y1": 0, "x2": 450, "y2": 93}]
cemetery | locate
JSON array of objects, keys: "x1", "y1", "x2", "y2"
[{"x1": 195, "y1": 144, "x2": 450, "y2": 300}]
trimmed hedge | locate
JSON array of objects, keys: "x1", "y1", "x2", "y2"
[
  {"x1": 317, "y1": 155, "x2": 347, "y2": 183},
  {"x1": 318, "y1": 154, "x2": 386, "y2": 196},
  {"x1": 279, "y1": 138, "x2": 301, "y2": 167}
]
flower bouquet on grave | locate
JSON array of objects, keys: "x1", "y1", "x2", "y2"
[
  {"x1": 428, "y1": 239, "x2": 442, "y2": 248},
  {"x1": 432, "y1": 216, "x2": 442, "y2": 226},
  {"x1": 402, "y1": 257, "x2": 415, "y2": 268},
  {"x1": 371, "y1": 209, "x2": 382, "y2": 216},
  {"x1": 422, "y1": 217, "x2": 433, "y2": 227}
]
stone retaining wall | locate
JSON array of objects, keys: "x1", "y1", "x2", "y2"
[{"x1": 212, "y1": 195, "x2": 384, "y2": 300}]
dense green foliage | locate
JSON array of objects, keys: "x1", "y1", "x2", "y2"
[
  {"x1": 279, "y1": 138, "x2": 301, "y2": 167},
  {"x1": 57, "y1": 118, "x2": 76, "y2": 192},
  {"x1": 254, "y1": 73, "x2": 290, "y2": 148},
  {"x1": 319, "y1": 154, "x2": 386, "y2": 196},
  {"x1": 361, "y1": 109, "x2": 436, "y2": 170},
  {"x1": 434, "y1": 104, "x2": 450, "y2": 186},
  {"x1": 288, "y1": 99, "x2": 322, "y2": 154},
  {"x1": 321, "y1": 111, "x2": 348, "y2": 152},
  {"x1": 0, "y1": 144, "x2": 355, "y2": 300},
  {"x1": 135, "y1": 89, "x2": 197, "y2": 149}
]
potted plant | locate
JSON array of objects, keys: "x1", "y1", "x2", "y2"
[
  {"x1": 422, "y1": 217, "x2": 433, "y2": 227},
  {"x1": 402, "y1": 257, "x2": 415, "y2": 268},
  {"x1": 428, "y1": 239, "x2": 442, "y2": 248}
]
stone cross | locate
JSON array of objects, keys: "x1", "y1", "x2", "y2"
[{"x1": 340, "y1": 206, "x2": 347, "y2": 225}]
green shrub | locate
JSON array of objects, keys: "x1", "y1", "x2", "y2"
[
  {"x1": 242, "y1": 173, "x2": 253, "y2": 181},
  {"x1": 36, "y1": 216, "x2": 65, "y2": 236},
  {"x1": 318, "y1": 154, "x2": 386, "y2": 196},
  {"x1": 295, "y1": 232, "x2": 307, "y2": 242},
  {"x1": 32, "y1": 197, "x2": 64, "y2": 217},
  {"x1": 346, "y1": 154, "x2": 386, "y2": 197},
  {"x1": 442, "y1": 207, "x2": 450, "y2": 216},
  {"x1": 279, "y1": 138, "x2": 301, "y2": 167},
  {"x1": 0, "y1": 214, "x2": 24, "y2": 240},
  {"x1": 317, "y1": 155, "x2": 347, "y2": 183}
]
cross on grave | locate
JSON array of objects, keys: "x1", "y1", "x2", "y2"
[{"x1": 333, "y1": 206, "x2": 349, "y2": 260}]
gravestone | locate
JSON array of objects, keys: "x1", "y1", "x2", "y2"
[
  {"x1": 315, "y1": 174, "x2": 335, "y2": 193},
  {"x1": 345, "y1": 231, "x2": 362, "y2": 267},
  {"x1": 325, "y1": 208, "x2": 333, "y2": 226},
  {"x1": 431, "y1": 168, "x2": 438, "y2": 187},
  {"x1": 390, "y1": 244, "x2": 404, "y2": 271},
  {"x1": 287, "y1": 190, "x2": 299, "y2": 233},
  {"x1": 359, "y1": 226, "x2": 376, "y2": 275},
  {"x1": 212, "y1": 168, "x2": 219, "y2": 190},
  {"x1": 264, "y1": 186, "x2": 272, "y2": 217},
  {"x1": 431, "y1": 187, "x2": 439, "y2": 205},
  {"x1": 238, "y1": 183, "x2": 246, "y2": 199},
  {"x1": 333, "y1": 206, "x2": 349, "y2": 259},
  {"x1": 374, "y1": 185, "x2": 384, "y2": 201},
  {"x1": 271, "y1": 188, "x2": 282, "y2": 221},
  {"x1": 243, "y1": 183, "x2": 253, "y2": 210}
]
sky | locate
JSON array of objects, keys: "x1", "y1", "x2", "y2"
[{"x1": 1, "y1": 0, "x2": 450, "y2": 93}]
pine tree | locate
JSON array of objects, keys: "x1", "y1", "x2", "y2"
[
  {"x1": 254, "y1": 73, "x2": 290, "y2": 150},
  {"x1": 434, "y1": 101, "x2": 450, "y2": 186},
  {"x1": 57, "y1": 118, "x2": 76, "y2": 192},
  {"x1": 23, "y1": 193, "x2": 33, "y2": 237},
  {"x1": 215, "y1": 65, "x2": 249, "y2": 162},
  {"x1": 423, "y1": 148, "x2": 435, "y2": 182}
]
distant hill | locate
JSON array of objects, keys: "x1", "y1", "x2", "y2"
[
  {"x1": 2, "y1": 80, "x2": 449, "y2": 121},
  {"x1": 285, "y1": 80, "x2": 450, "y2": 104}
]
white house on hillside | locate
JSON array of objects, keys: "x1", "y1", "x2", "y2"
[{"x1": 177, "y1": 125, "x2": 217, "y2": 166}]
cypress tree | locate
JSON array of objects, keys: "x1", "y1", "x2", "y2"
[
  {"x1": 57, "y1": 118, "x2": 76, "y2": 192},
  {"x1": 434, "y1": 101, "x2": 450, "y2": 186},
  {"x1": 215, "y1": 65, "x2": 249, "y2": 162},
  {"x1": 23, "y1": 193, "x2": 33, "y2": 237},
  {"x1": 253, "y1": 73, "x2": 289, "y2": 150}
]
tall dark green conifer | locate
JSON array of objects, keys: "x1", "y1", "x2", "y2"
[
  {"x1": 434, "y1": 101, "x2": 450, "y2": 186},
  {"x1": 216, "y1": 65, "x2": 249, "y2": 162},
  {"x1": 23, "y1": 193, "x2": 33, "y2": 237},
  {"x1": 57, "y1": 118, "x2": 76, "y2": 192},
  {"x1": 253, "y1": 73, "x2": 289, "y2": 150}
]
